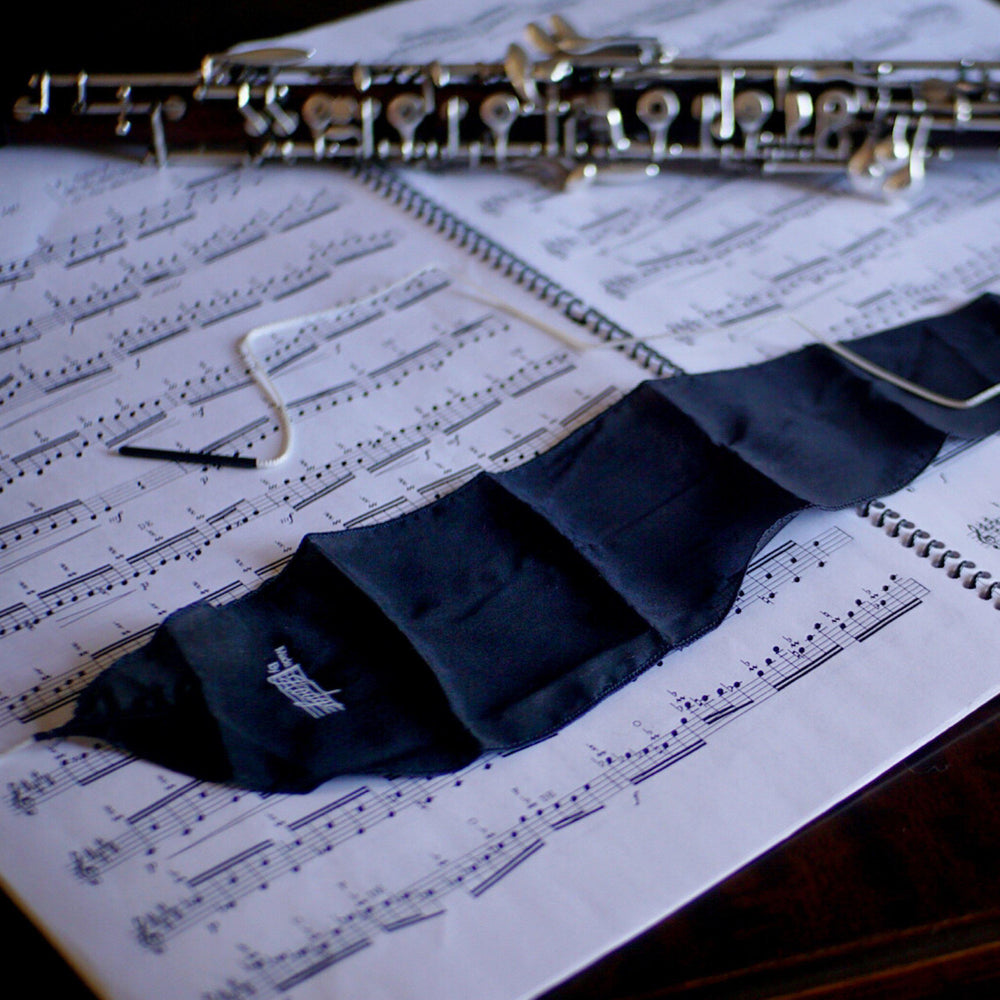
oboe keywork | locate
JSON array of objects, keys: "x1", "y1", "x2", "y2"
[{"x1": 10, "y1": 15, "x2": 1000, "y2": 192}]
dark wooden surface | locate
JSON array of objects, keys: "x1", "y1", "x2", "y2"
[{"x1": 5, "y1": 4, "x2": 1000, "y2": 997}]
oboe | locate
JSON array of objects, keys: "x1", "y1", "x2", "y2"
[{"x1": 10, "y1": 16, "x2": 1000, "y2": 192}]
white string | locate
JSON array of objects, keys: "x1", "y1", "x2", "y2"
[
  {"x1": 237, "y1": 318, "x2": 296, "y2": 468},
  {"x1": 446, "y1": 275, "x2": 598, "y2": 352},
  {"x1": 233, "y1": 265, "x2": 601, "y2": 470},
  {"x1": 500, "y1": 301, "x2": 1000, "y2": 410},
  {"x1": 790, "y1": 316, "x2": 1000, "y2": 410}
]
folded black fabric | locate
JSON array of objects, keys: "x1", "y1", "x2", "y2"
[{"x1": 43, "y1": 295, "x2": 1000, "y2": 791}]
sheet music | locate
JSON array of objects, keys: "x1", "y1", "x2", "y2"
[
  {"x1": 881, "y1": 430, "x2": 1000, "y2": 570},
  {"x1": 0, "y1": 148, "x2": 645, "y2": 752},
  {"x1": 2, "y1": 2, "x2": 1000, "y2": 999},
  {"x1": 385, "y1": 0, "x2": 1000, "y2": 371}
]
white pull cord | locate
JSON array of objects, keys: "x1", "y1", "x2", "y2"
[
  {"x1": 790, "y1": 316, "x2": 1000, "y2": 410},
  {"x1": 237, "y1": 319, "x2": 296, "y2": 468}
]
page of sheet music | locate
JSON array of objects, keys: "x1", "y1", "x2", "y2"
[
  {"x1": 2, "y1": 2, "x2": 1000, "y2": 1000},
  {"x1": 384, "y1": 0, "x2": 1000, "y2": 372},
  {"x1": 881, "y1": 431, "x2": 1000, "y2": 570}
]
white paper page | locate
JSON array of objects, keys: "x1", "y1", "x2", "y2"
[
  {"x1": 330, "y1": 0, "x2": 1000, "y2": 372},
  {"x1": 244, "y1": 0, "x2": 1000, "y2": 63},
  {"x1": 3, "y1": 2, "x2": 1000, "y2": 1000},
  {"x1": 0, "y1": 147, "x2": 646, "y2": 755},
  {"x1": 876, "y1": 431, "x2": 1000, "y2": 587}
]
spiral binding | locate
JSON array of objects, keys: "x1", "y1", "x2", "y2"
[
  {"x1": 858, "y1": 499, "x2": 1000, "y2": 608},
  {"x1": 358, "y1": 164, "x2": 1000, "y2": 611},
  {"x1": 355, "y1": 164, "x2": 685, "y2": 378}
]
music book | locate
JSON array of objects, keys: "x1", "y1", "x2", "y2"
[{"x1": 3, "y1": 1, "x2": 1000, "y2": 998}]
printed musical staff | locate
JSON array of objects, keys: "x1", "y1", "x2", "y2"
[
  {"x1": 196, "y1": 222, "x2": 269, "y2": 266},
  {"x1": 137, "y1": 253, "x2": 190, "y2": 287},
  {"x1": 558, "y1": 385, "x2": 622, "y2": 428},
  {"x1": 343, "y1": 497, "x2": 408, "y2": 527},
  {"x1": 271, "y1": 189, "x2": 343, "y2": 232},
  {"x1": 7, "y1": 435, "x2": 87, "y2": 491},
  {"x1": 621, "y1": 731, "x2": 708, "y2": 785},
  {"x1": 464, "y1": 834, "x2": 546, "y2": 897},
  {"x1": 188, "y1": 569, "x2": 930, "y2": 994},
  {"x1": 60, "y1": 226, "x2": 128, "y2": 269},
  {"x1": 0, "y1": 572, "x2": 267, "y2": 740},
  {"x1": 732, "y1": 526, "x2": 852, "y2": 613},
  {"x1": 39, "y1": 355, "x2": 116, "y2": 394},
  {"x1": 216, "y1": 924, "x2": 372, "y2": 997},
  {"x1": 5, "y1": 9, "x2": 1000, "y2": 1000},
  {"x1": 1, "y1": 264, "x2": 453, "y2": 485},
  {"x1": 113, "y1": 312, "x2": 197, "y2": 355},
  {"x1": 70, "y1": 837, "x2": 122, "y2": 885},
  {"x1": 0, "y1": 193, "x2": 353, "y2": 400},
  {"x1": 100, "y1": 566, "x2": 926, "y2": 969},
  {"x1": 671, "y1": 682, "x2": 756, "y2": 728},
  {"x1": 1, "y1": 309, "x2": 592, "y2": 575},
  {"x1": 451, "y1": 147, "x2": 1000, "y2": 377},
  {"x1": 126, "y1": 529, "x2": 213, "y2": 574},
  {"x1": 0, "y1": 267, "x2": 450, "y2": 464},
  {"x1": 104, "y1": 408, "x2": 170, "y2": 448},
  {"x1": 507, "y1": 357, "x2": 577, "y2": 397},
  {"x1": 367, "y1": 341, "x2": 444, "y2": 381},
  {"x1": 6, "y1": 744, "x2": 135, "y2": 816},
  {"x1": 417, "y1": 464, "x2": 482, "y2": 498},
  {"x1": 440, "y1": 398, "x2": 502, "y2": 435},
  {"x1": 6, "y1": 768, "x2": 58, "y2": 817},
  {"x1": 35, "y1": 563, "x2": 123, "y2": 613},
  {"x1": 67, "y1": 780, "x2": 268, "y2": 884},
  {"x1": 0, "y1": 174, "x2": 333, "y2": 297},
  {"x1": 754, "y1": 629, "x2": 844, "y2": 691},
  {"x1": 0, "y1": 340, "x2": 841, "y2": 730},
  {"x1": 488, "y1": 428, "x2": 548, "y2": 462},
  {"x1": 329, "y1": 231, "x2": 398, "y2": 267},
  {"x1": 0, "y1": 305, "x2": 671, "y2": 776},
  {"x1": 270, "y1": 262, "x2": 332, "y2": 302},
  {"x1": 0, "y1": 496, "x2": 276, "y2": 634},
  {"x1": 748, "y1": 577, "x2": 930, "y2": 688},
  {"x1": 69, "y1": 277, "x2": 142, "y2": 325},
  {"x1": 602, "y1": 198, "x2": 786, "y2": 298},
  {"x1": 365, "y1": 428, "x2": 432, "y2": 473},
  {"x1": 0, "y1": 254, "x2": 42, "y2": 288},
  {"x1": 134, "y1": 202, "x2": 197, "y2": 241},
  {"x1": 127, "y1": 772, "x2": 466, "y2": 947},
  {"x1": 197, "y1": 284, "x2": 266, "y2": 329}
]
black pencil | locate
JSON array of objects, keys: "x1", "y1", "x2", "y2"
[{"x1": 118, "y1": 445, "x2": 258, "y2": 469}]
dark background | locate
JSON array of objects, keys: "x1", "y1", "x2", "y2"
[
  {"x1": 6, "y1": 2, "x2": 395, "y2": 73},
  {"x1": 1, "y1": 1, "x2": 395, "y2": 122},
  {"x1": 6, "y1": 4, "x2": 1000, "y2": 999}
]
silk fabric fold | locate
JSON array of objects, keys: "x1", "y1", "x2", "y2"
[{"x1": 46, "y1": 295, "x2": 1000, "y2": 791}]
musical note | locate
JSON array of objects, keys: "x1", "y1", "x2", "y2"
[
  {"x1": 74, "y1": 564, "x2": 922, "y2": 967},
  {"x1": 732, "y1": 526, "x2": 852, "y2": 613},
  {"x1": 162, "y1": 556, "x2": 930, "y2": 1000},
  {"x1": 6, "y1": 744, "x2": 135, "y2": 814}
]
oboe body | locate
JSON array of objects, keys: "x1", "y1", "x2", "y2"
[{"x1": 11, "y1": 17, "x2": 1000, "y2": 192}]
